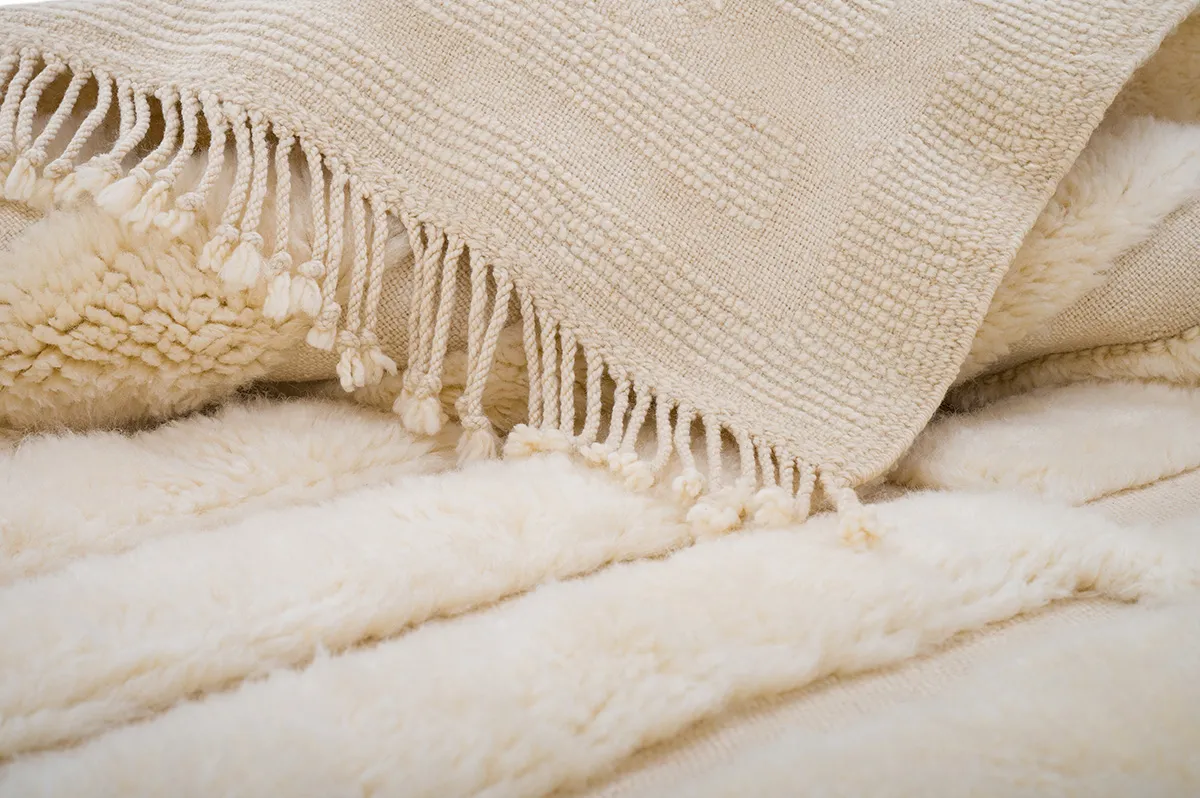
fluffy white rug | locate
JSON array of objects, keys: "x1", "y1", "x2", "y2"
[
  {"x1": 665, "y1": 597, "x2": 1200, "y2": 798},
  {"x1": 0, "y1": 381, "x2": 1198, "y2": 797},
  {"x1": 2, "y1": 14, "x2": 1200, "y2": 795},
  {"x1": 894, "y1": 380, "x2": 1200, "y2": 505}
]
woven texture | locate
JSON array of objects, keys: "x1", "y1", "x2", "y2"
[
  {"x1": 1002, "y1": 199, "x2": 1200, "y2": 369},
  {"x1": 0, "y1": 0, "x2": 1193, "y2": 499},
  {"x1": 0, "y1": 197, "x2": 37, "y2": 253}
]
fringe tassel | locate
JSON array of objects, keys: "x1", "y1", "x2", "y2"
[
  {"x1": 750, "y1": 444, "x2": 793, "y2": 527},
  {"x1": 558, "y1": 328, "x2": 578, "y2": 438},
  {"x1": 335, "y1": 185, "x2": 396, "y2": 391},
  {"x1": 291, "y1": 143, "x2": 328, "y2": 321},
  {"x1": 159, "y1": 93, "x2": 227, "y2": 235},
  {"x1": 218, "y1": 110, "x2": 271, "y2": 289},
  {"x1": 609, "y1": 385, "x2": 654, "y2": 490},
  {"x1": 403, "y1": 227, "x2": 445, "y2": 383},
  {"x1": 648, "y1": 399, "x2": 675, "y2": 479},
  {"x1": 335, "y1": 183, "x2": 371, "y2": 388},
  {"x1": 686, "y1": 417, "x2": 743, "y2": 536},
  {"x1": 795, "y1": 461, "x2": 817, "y2": 521},
  {"x1": 538, "y1": 317, "x2": 560, "y2": 432},
  {"x1": 819, "y1": 468, "x2": 882, "y2": 548},
  {"x1": 356, "y1": 199, "x2": 398, "y2": 382},
  {"x1": 11, "y1": 56, "x2": 65, "y2": 161},
  {"x1": 45, "y1": 69, "x2": 110, "y2": 183},
  {"x1": 580, "y1": 372, "x2": 629, "y2": 466},
  {"x1": 395, "y1": 230, "x2": 460, "y2": 436},
  {"x1": 263, "y1": 130, "x2": 296, "y2": 321},
  {"x1": 4, "y1": 55, "x2": 70, "y2": 200},
  {"x1": 672, "y1": 407, "x2": 704, "y2": 500},
  {"x1": 307, "y1": 160, "x2": 347, "y2": 350},
  {"x1": 126, "y1": 92, "x2": 200, "y2": 234},
  {"x1": 400, "y1": 211, "x2": 427, "y2": 371},
  {"x1": 455, "y1": 261, "x2": 513, "y2": 465},
  {"x1": 577, "y1": 352, "x2": 604, "y2": 448},
  {"x1": 0, "y1": 55, "x2": 19, "y2": 149},
  {"x1": 74, "y1": 82, "x2": 150, "y2": 199},
  {"x1": 116, "y1": 79, "x2": 134, "y2": 139},
  {"x1": 0, "y1": 51, "x2": 37, "y2": 166},
  {"x1": 517, "y1": 285, "x2": 543, "y2": 429},
  {"x1": 197, "y1": 106, "x2": 251, "y2": 277},
  {"x1": 0, "y1": 49, "x2": 883, "y2": 547},
  {"x1": 515, "y1": 316, "x2": 580, "y2": 457},
  {"x1": 96, "y1": 88, "x2": 181, "y2": 221}
]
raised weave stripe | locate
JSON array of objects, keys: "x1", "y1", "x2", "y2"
[
  {"x1": 0, "y1": 0, "x2": 1193, "y2": 498},
  {"x1": 0, "y1": 3, "x2": 832, "y2": 429},
  {"x1": 416, "y1": 0, "x2": 801, "y2": 225},
  {"x1": 771, "y1": 0, "x2": 894, "y2": 56}
]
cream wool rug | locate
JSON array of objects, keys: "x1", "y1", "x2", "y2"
[
  {"x1": 1, "y1": 379, "x2": 1199, "y2": 797},
  {"x1": 4, "y1": 5, "x2": 1200, "y2": 796}
]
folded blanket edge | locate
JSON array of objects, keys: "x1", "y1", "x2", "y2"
[{"x1": 0, "y1": 2, "x2": 1193, "y2": 545}]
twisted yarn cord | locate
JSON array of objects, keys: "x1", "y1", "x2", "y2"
[
  {"x1": 558, "y1": 327, "x2": 577, "y2": 436},
  {"x1": 0, "y1": 52, "x2": 38, "y2": 159},
  {"x1": 518, "y1": 286, "x2": 543, "y2": 428},
  {"x1": 458, "y1": 266, "x2": 513, "y2": 428},
  {"x1": 29, "y1": 70, "x2": 88, "y2": 162},
  {"x1": 235, "y1": 111, "x2": 271, "y2": 234},
  {"x1": 424, "y1": 235, "x2": 466, "y2": 390},
  {"x1": 579, "y1": 352, "x2": 604, "y2": 445},
  {"x1": 172, "y1": 94, "x2": 227, "y2": 212},
  {"x1": 268, "y1": 131, "x2": 294, "y2": 266},
  {"x1": 44, "y1": 69, "x2": 111, "y2": 178},
  {"x1": 604, "y1": 374, "x2": 631, "y2": 449},
  {"x1": 129, "y1": 89, "x2": 180, "y2": 180},
  {"x1": 12, "y1": 57, "x2": 65, "y2": 153},
  {"x1": 539, "y1": 315, "x2": 559, "y2": 430}
]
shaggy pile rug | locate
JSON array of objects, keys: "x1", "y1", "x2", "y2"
[
  {"x1": 1, "y1": 378, "x2": 1198, "y2": 797},
  {"x1": 2, "y1": 5, "x2": 1200, "y2": 796}
]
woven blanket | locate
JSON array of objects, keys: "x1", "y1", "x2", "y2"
[{"x1": 0, "y1": 0, "x2": 1193, "y2": 539}]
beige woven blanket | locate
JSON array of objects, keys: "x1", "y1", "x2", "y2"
[{"x1": 0, "y1": 0, "x2": 1193, "y2": 537}]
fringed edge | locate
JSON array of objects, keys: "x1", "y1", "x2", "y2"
[{"x1": 0, "y1": 50, "x2": 883, "y2": 546}]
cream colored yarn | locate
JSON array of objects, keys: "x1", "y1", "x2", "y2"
[
  {"x1": 0, "y1": 0, "x2": 1194, "y2": 536},
  {"x1": 0, "y1": 200, "x2": 310, "y2": 430},
  {"x1": 950, "y1": 13, "x2": 1200, "y2": 406}
]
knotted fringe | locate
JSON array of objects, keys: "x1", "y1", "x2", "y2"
[{"x1": 0, "y1": 50, "x2": 881, "y2": 546}]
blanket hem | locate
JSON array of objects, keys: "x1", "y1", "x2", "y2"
[{"x1": 0, "y1": 47, "x2": 884, "y2": 543}]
